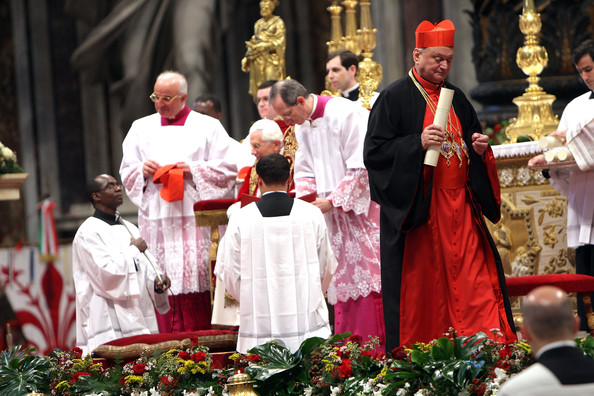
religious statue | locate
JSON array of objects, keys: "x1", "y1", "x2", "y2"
[{"x1": 241, "y1": 0, "x2": 286, "y2": 101}]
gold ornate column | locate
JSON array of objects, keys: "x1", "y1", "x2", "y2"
[{"x1": 505, "y1": 0, "x2": 559, "y2": 143}]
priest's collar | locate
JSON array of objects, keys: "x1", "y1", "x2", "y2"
[
  {"x1": 92, "y1": 208, "x2": 120, "y2": 225},
  {"x1": 341, "y1": 83, "x2": 360, "y2": 98},
  {"x1": 161, "y1": 105, "x2": 191, "y2": 126},
  {"x1": 411, "y1": 67, "x2": 444, "y2": 93},
  {"x1": 310, "y1": 94, "x2": 333, "y2": 121}
]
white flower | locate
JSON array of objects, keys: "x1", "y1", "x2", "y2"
[
  {"x1": 303, "y1": 386, "x2": 315, "y2": 396},
  {"x1": 373, "y1": 383, "x2": 387, "y2": 396},
  {"x1": 414, "y1": 389, "x2": 428, "y2": 396},
  {"x1": 330, "y1": 385, "x2": 342, "y2": 396},
  {"x1": 396, "y1": 387, "x2": 408, "y2": 396},
  {"x1": 1, "y1": 146, "x2": 13, "y2": 161}
]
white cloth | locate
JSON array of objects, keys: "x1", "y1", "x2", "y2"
[
  {"x1": 72, "y1": 217, "x2": 170, "y2": 356},
  {"x1": 498, "y1": 362, "x2": 594, "y2": 396},
  {"x1": 294, "y1": 97, "x2": 382, "y2": 304},
  {"x1": 215, "y1": 199, "x2": 337, "y2": 353},
  {"x1": 120, "y1": 111, "x2": 239, "y2": 294},
  {"x1": 548, "y1": 92, "x2": 594, "y2": 248}
]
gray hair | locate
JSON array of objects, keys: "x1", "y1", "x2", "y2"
[
  {"x1": 156, "y1": 71, "x2": 188, "y2": 95},
  {"x1": 269, "y1": 79, "x2": 308, "y2": 106}
]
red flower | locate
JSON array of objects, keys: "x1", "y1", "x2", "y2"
[
  {"x1": 72, "y1": 347, "x2": 83, "y2": 359},
  {"x1": 133, "y1": 363, "x2": 147, "y2": 374},
  {"x1": 499, "y1": 347, "x2": 511, "y2": 359},
  {"x1": 338, "y1": 359, "x2": 352, "y2": 379},
  {"x1": 349, "y1": 334, "x2": 363, "y2": 346},
  {"x1": 391, "y1": 346, "x2": 408, "y2": 361},
  {"x1": 494, "y1": 124, "x2": 503, "y2": 132},
  {"x1": 191, "y1": 351, "x2": 207, "y2": 362},
  {"x1": 374, "y1": 351, "x2": 387, "y2": 360},
  {"x1": 70, "y1": 371, "x2": 91, "y2": 383},
  {"x1": 177, "y1": 351, "x2": 191, "y2": 360},
  {"x1": 160, "y1": 375, "x2": 179, "y2": 390},
  {"x1": 247, "y1": 354, "x2": 261, "y2": 363},
  {"x1": 361, "y1": 350, "x2": 373, "y2": 358},
  {"x1": 190, "y1": 336, "x2": 199, "y2": 347}
]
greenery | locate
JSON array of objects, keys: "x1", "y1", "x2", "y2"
[
  {"x1": 1, "y1": 333, "x2": 594, "y2": 395},
  {"x1": 0, "y1": 141, "x2": 24, "y2": 174}
]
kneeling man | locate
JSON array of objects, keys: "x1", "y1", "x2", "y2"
[{"x1": 215, "y1": 154, "x2": 337, "y2": 353}]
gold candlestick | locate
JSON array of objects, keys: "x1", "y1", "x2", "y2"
[
  {"x1": 326, "y1": 0, "x2": 344, "y2": 53},
  {"x1": 505, "y1": 0, "x2": 558, "y2": 143},
  {"x1": 357, "y1": 0, "x2": 382, "y2": 109}
]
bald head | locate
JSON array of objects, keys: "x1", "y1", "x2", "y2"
[{"x1": 522, "y1": 286, "x2": 577, "y2": 344}]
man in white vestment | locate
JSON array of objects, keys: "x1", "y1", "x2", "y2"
[
  {"x1": 270, "y1": 79, "x2": 384, "y2": 351},
  {"x1": 215, "y1": 154, "x2": 337, "y2": 353},
  {"x1": 72, "y1": 174, "x2": 171, "y2": 356},
  {"x1": 120, "y1": 71, "x2": 239, "y2": 332},
  {"x1": 498, "y1": 286, "x2": 594, "y2": 395},
  {"x1": 528, "y1": 39, "x2": 594, "y2": 330}
]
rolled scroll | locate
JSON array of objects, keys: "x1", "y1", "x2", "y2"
[{"x1": 424, "y1": 87, "x2": 454, "y2": 166}]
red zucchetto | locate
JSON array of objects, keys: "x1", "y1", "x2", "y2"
[{"x1": 415, "y1": 20, "x2": 455, "y2": 48}]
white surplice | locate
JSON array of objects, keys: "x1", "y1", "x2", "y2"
[
  {"x1": 548, "y1": 92, "x2": 594, "y2": 248},
  {"x1": 72, "y1": 217, "x2": 170, "y2": 355},
  {"x1": 294, "y1": 97, "x2": 382, "y2": 304},
  {"x1": 215, "y1": 199, "x2": 337, "y2": 353},
  {"x1": 120, "y1": 111, "x2": 239, "y2": 294}
]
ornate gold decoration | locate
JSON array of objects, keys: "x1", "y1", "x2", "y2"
[
  {"x1": 325, "y1": 0, "x2": 382, "y2": 107},
  {"x1": 326, "y1": 1, "x2": 344, "y2": 53},
  {"x1": 505, "y1": 0, "x2": 559, "y2": 143},
  {"x1": 227, "y1": 371, "x2": 258, "y2": 395},
  {"x1": 357, "y1": 0, "x2": 382, "y2": 110},
  {"x1": 241, "y1": 0, "x2": 286, "y2": 102},
  {"x1": 0, "y1": 172, "x2": 28, "y2": 200},
  {"x1": 342, "y1": 1, "x2": 360, "y2": 55}
]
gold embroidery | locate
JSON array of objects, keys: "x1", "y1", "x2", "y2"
[{"x1": 409, "y1": 69, "x2": 469, "y2": 167}]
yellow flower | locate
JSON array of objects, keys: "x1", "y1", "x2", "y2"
[
  {"x1": 124, "y1": 374, "x2": 144, "y2": 384},
  {"x1": 55, "y1": 380, "x2": 70, "y2": 391},
  {"x1": 516, "y1": 342, "x2": 532, "y2": 353}
]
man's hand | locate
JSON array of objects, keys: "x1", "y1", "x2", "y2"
[
  {"x1": 472, "y1": 132, "x2": 489, "y2": 156},
  {"x1": 142, "y1": 159, "x2": 161, "y2": 179},
  {"x1": 154, "y1": 275, "x2": 171, "y2": 294},
  {"x1": 528, "y1": 154, "x2": 547, "y2": 167},
  {"x1": 130, "y1": 237, "x2": 147, "y2": 253},
  {"x1": 421, "y1": 124, "x2": 445, "y2": 150},
  {"x1": 175, "y1": 162, "x2": 192, "y2": 178},
  {"x1": 312, "y1": 197, "x2": 333, "y2": 214}
]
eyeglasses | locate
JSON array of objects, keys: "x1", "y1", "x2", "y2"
[
  {"x1": 94, "y1": 182, "x2": 122, "y2": 193},
  {"x1": 281, "y1": 105, "x2": 295, "y2": 120},
  {"x1": 149, "y1": 93, "x2": 179, "y2": 103}
]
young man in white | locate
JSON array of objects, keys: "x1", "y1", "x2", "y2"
[{"x1": 215, "y1": 154, "x2": 337, "y2": 353}]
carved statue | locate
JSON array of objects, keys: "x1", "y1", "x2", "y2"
[{"x1": 241, "y1": 0, "x2": 286, "y2": 101}]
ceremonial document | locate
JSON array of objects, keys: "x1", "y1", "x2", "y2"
[{"x1": 424, "y1": 87, "x2": 454, "y2": 167}]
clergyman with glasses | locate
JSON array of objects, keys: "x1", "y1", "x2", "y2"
[
  {"x1": 72, "y1": 174, "x2": 171, "y2": 356},
  {"x1": 119, "y1": 71, "x2": 240, "y2": 333}
]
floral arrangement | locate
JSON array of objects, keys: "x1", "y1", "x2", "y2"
[
  {"x1": 483, "y1": 120, "x2": 511, "y2": 146},
  {"x1": 1, "y1": 332, "x2": 593, "y2": 396},
  {"x1": 0, "y1": 140, "x2": 24, "y2": 174}
]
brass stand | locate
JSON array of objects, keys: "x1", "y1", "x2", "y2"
[{"x1": 506, "y1": 0, "x2": 559, "y2": 143}]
